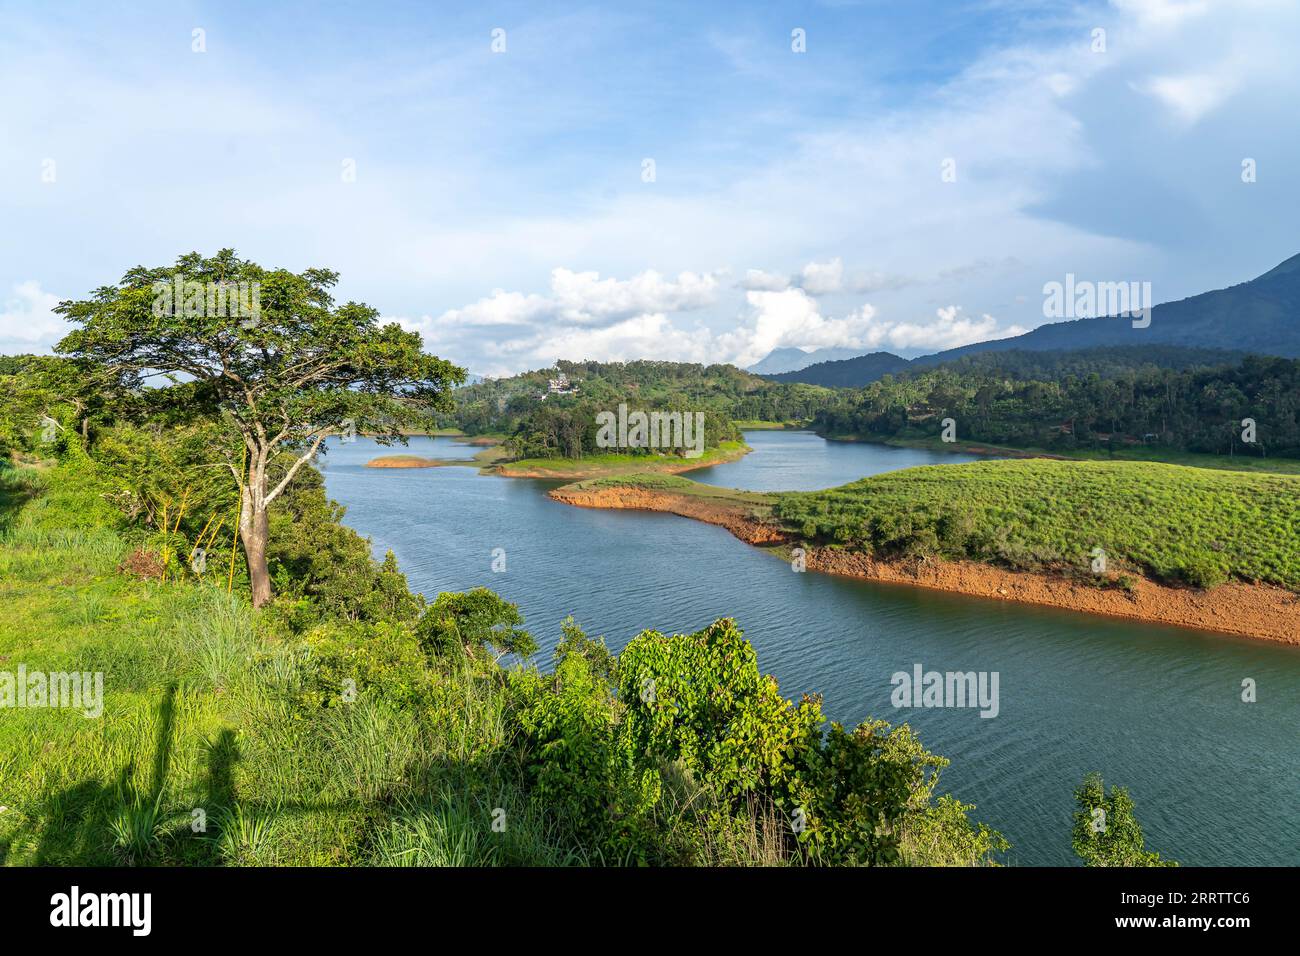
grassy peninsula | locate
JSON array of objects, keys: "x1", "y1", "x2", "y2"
[{"x1": 550, "y1": 459, "x2": 1300, "y2": 642}]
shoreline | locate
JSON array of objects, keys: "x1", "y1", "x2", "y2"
[
  {"x1": 816, "y1": 430, "x2": 1300, "y2": 475},
  {"x1": 548, "y1": 484, "x2": 1300, "y2": 645},
  {"x1": 489, "y1": 441, "x2": 752, "y2": 480}
]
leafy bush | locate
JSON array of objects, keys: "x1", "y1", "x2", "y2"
[
  {"x1": 1072, "y1": 772, "x2": 1176, "y2": 867},
  {"x1": 417, "y1": 588, "x2": 536, "y2": 659}
]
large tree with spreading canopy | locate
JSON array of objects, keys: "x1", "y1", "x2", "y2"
[{"x1": 56, "y1": 249, "x2": 463, "y2": 606}]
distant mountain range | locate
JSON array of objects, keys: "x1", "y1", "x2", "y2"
[
  {"x1": 766, "y1": 351, "x2": 912, "y2": 386},
  {"x1": 746, "y1": 346, "x2": 872, "y2": 374},
  {"x1": 767, "y1": 252, "x2": 1300, "y2": 387}
]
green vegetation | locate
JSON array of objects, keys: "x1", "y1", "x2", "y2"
[
  {"x1": 54, "y1": 249, "x2": 463, "y2": 606},
  {"x1": 853, "y1": 433, "x2": 1300, "y2": 475},
  {"x1": 499, "y1": 440, "x2": 749, "y2": 476},
  {"x1": 0, "y1": 455, "x2": 1004, "y2": 867},
  {"x1": 811, "y1": 347, "x2": 1300, "y2": 463},
  {"x1": 448, "y1": 359, "x2": 834, "y2": 459},
  {"x1": 774, "y1": 458, "x2": 1300, "y2": 590},
  {"x1": 1072, "y1": 773, "x2": 1176, "y2": 867},
  {"x1": 2, "y1": 258, "x2": 1190, "y2": 869},
  {"x1": 567, "y1": 472, "x2": 776, "y2": 510},
  {"x1": 1, "y1": 284, "x2": 1013, "y2": 867},
  {"x1": 573, "y1": 459, "x2": 1300, "y2": 593}
]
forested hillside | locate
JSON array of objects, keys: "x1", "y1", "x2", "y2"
[
  {"x1": 449, "y1": 359, "x2": 835, "y2": 459},
  {"x1": 811, "y1": 350, "x2": 1300, "y2": 458}
]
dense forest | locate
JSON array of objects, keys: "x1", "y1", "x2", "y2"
[
  {"x1": 811, "y1": 348, "x2": 1300, "y2": 458},
  {"x1": 448, "y1": 359, "x2": 835, "y2": 459}
]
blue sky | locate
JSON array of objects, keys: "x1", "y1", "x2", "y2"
[{"x1": 2, "y1": 0, "x2": 1297, "y2": 374}]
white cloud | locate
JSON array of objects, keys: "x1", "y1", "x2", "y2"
[
  {"x1": 434, "y1": 290, "x2": 554, "y2": 329},
  {"x1": 738, "y1": 269, "x2": 790, "y2": 292},
  {"x1": 548, "y1": 268, "x2": 720, "y2": 326},
  {"x1": 1112, "y1": 0, "x2": 1210, "y2": 29},
  {"x1": 415, "y1": 270, "x2": 1029, "y2": 375},
  {"x1": 720, "y1": 295, "x2": 1026, "y2": 366},
  {"x1": 0, "y1": 281, "x2": 63, "y2": 353},
  {"x1": 741, "y1": 259, "x2": 914, "y2": 297},
  {"x1": 881, "y1": 306, "x2": 1028, "y2": 352},
  {"x1": 1137, "y1": 71, "x2": 1236, "y2": 123},
  {"x1": 798, "y1": 258, "x2": 845, "y2": 296},
  {"x1": 421, "y1": 267, "x2": 721, "y2": 334}
]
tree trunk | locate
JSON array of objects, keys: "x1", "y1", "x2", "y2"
[
  {"x1": 240, "y1": 496, "x2": 272, "y2": 608},
  {"x1": 239, "y1": 454, "x2": 274, "y2": 608}
]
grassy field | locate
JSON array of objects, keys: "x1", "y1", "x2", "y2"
[
  {"x1": 775, "y1": 459, "x2": 1300, "y2": 590},
  {"x1": 564, "y1": 473, "x2": 777, "y2": 510},
  {"x1": 578, "y1": 459, "x2": 1300, "y2": 592},
  {"x1": 0, "y1": 465, "x2": 583, "y2": 866},
  {"x1": 1, "y1": 458, "x2": 997, "y2": 867}
]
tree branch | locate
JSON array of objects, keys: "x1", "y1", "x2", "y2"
[{"x1": 263, "y1": 429, "x2": 332, "y2": 507}]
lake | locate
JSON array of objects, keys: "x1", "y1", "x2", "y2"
[{"x1": 320, "y1": 430, "x2": 1300, "y2": 866}]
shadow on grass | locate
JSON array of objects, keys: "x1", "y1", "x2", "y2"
[
  {"x1": 0, "y1": 684, "x2": 256, "y2": 865},
  {"x1": 0, "y1": 682, "x2": 489, "y2": 866},
  {"x1": 0, "y1": 461, "x2": 43, "y2": 537}
]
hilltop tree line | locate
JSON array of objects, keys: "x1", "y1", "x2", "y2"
[
  {"x1": 449, "y1": 359, "x2": 835, "y2": 445},
  {"x1": 812, "y1": 350, "x2": 1300, "y2": 457}
]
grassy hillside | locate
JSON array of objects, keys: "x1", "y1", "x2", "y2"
[
  {"x1": 775, "y1": 459, "x2": 1300, "y2": 590},
  {"x1": 0, "y1": 464, "x2": 574, "y2": 866}
]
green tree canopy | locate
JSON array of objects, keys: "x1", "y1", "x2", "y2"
[
  {"x1": 1072, "y1": 771, "x2": 1176, "y2": 867},
  {"x1": 55, "y1": 249, "x2": 464, "y2": 605}
]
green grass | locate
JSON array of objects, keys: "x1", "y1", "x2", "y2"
[
  {"x1": 0, "y1": 462, "x2": 577, "y2": 866},
  {"x1": 774, "y1": 458, "x2": 1300, "y2": 590},
  {"x1": 564, "y1": 473, "x2": 776, "y2": 509}
]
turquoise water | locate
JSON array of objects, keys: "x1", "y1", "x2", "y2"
[{"x1": 320, "y1": 431, "x2": 1300, "y2": 866}]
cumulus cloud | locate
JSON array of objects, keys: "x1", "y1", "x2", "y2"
[
  {"x1": 738, "y1": 269, "x2": 789, "y2": 292},
  {"x1": 718, "y1": 294, "x2": 1027, "y2": 367},
  {"x1": 432, "y1": 267, "x2": 721, "y2": 333},
  {"x1": 798, "y1": 259, "x2": 845, "y2": 296},
  {"x1": 410, "y1": 267, "x2": 1028, "y2": 375},
  {"x1": 0, "y1": 281, "x2": 63, "y2": 353}
]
